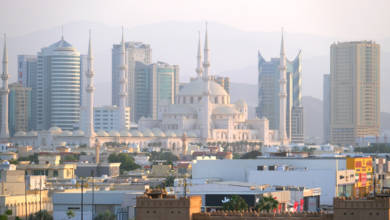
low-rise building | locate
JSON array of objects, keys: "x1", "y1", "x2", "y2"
[
  {"x1": 136, "y1": 189, "x2": 202, "y2": 220},
  {"x1": 53, "y1": 190, "x2": 144, "y2": 220},
  {"x1": 75, "y1": 163, "x2": 121, "y2": 178}
]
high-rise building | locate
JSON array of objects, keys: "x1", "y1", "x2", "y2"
[
  {"x1": 256, "y1": 37, "x2": 303, "y2": 143},
  {"x1": 17, "y1": 55, "x2": 37, "y2": 88},
  {"x1": 112, "y1": 41, "x2": 152, "y2": 121},
  {"x1": 330, "y1": 41, "x2": 380, "y2": 146},
  {"x1": 93, "y1": 106, "x2": 130, "y2": 131},
  {"x1": 32, "y1": 37, "x2": 81, "y2": 131},
  {"x1": 8, "y1": 83, "x2": 31, "y2": 136},
  {"x1": 133, "y1": 61, "x2": 179, "y2": 122},
  {"x1": 323, "y1": 74, "x2": 331, "y2": 144}
]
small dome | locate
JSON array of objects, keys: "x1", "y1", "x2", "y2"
[
  {"x1": 187, "y1": 131, "x2": 198, "y2": 138},
  {"x1": 73, "y1": 130, "x2": 85, "y2": 136},
  {"x1": 49, "y1": 127, "x2": 62, "y2": 133},
  {"x1": 26, "y1": 131, "x2": 38, "y2": 136},
  {"x1": 143, "y1": 129, "x2": 154, "y2": 137},
  {"x1": 15, "y1": 131, "x2": 27, "y2": 137},
  {"x1": 175, "y1": 130, "x2": 184, "y2": 137},
  {"x1": 131, "y1": 130, "x2": 143, "y2": 137},
  {"x1": 97, "y1": 130, "x2": 109, "y2": 137},
  {"x1": 179, "y1": 78, "x2": 229, "y2": 97},
  {"x1": 166, "y1": 131, "x2": 176, "y2": 137},
  {"x1": 61, "y1": 131, "x2": 73, "y2": 136},
  {"x1": 120, "y1": 130, "x2": 132, "y2": 136},
  {"x1": 109, "y1": 130, "x2": 120, "y2": 137},
  {"x1": 235, "y1": 99, "x2": 247, "y2": 108}
]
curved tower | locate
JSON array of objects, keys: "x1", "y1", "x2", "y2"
[{"x1": 1, "y1": 34, "x2": 9, "y2": 139}]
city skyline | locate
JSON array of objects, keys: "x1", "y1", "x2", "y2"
[{"x1": 2, "y1": 20, "x2": 390, "y2": 114}]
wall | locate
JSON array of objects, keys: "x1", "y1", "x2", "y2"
[{"x1": 193, "y1": 212, "x2": 333, "y2": 220}]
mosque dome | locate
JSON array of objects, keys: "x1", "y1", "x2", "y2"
[
  {"x1": 120, "y1": 130, "x2": 132, "y2": 137},
  {"x1": 131, "y1": 130, "x2": 143, "y2": 137},
  {"x1": 61, "y1": 131, "x2": 73, "y2": 136},
  {"x1": 187, "y1": 131, "x2": 198, "y2": 138},
  {"x1": 49, "y1": 127, "x2": 62, "y2": 134},
  {"x1": 109, "y1": 130, "x2": 120, "y2": 137},
  {"x1": 26, "y1": 131, "x2": 38, "y2": 136},
  {"x1": 234, "y1": 99, "x2": 247, "y2": 108},
  {"x1": 166, "y1": 131, "x2": 176, "y2": 137},
  {"x1": 179, "y1": 78, "x2": 228, "y2": 97},
  {"x1": 142, "y1": 129, "x2": 154, "y2": 137},
  {"x1": 97, "y1": 130, "x2": 109, "y2": 137},
  {"x1": 73, "y1": 130, "x2": 84, "y2": 136},
  {"x1": 14, "y1": 131, "x2": 26, "y2": 137}
]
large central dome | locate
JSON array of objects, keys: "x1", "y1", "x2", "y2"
[{"x1": 179, "y1": 78, "x2": 228, "y2": 96}]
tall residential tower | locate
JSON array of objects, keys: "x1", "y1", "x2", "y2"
[{"x1": 330, "y1": 41, "x2": 380, "y2": 145}]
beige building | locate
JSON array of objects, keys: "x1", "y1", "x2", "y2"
[
  {"x1": 17, "y1": 154, "x2": 76, "y2": 179},
  {"x1": 0, "y1": 170, "x2": 51, "y2": 218},
  {"x1": 330, "y1": 41, "x2": 380, "y2": 145}
]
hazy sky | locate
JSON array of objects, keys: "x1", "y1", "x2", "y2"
[{"x1": 2, "y1": 0, "x2": 390, "y2": 39}]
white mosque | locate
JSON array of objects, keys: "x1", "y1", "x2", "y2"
[{"x1": 4, "y1": 27, "x2": 286, "y2": 153}]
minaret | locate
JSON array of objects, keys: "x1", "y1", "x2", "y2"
[
  {"x1": 1, "y1": 34, "x2": 9, "y2": 139},
  {"x1": 202, "y1": 23, "x2": 210, "y2": 81},
  {"x1": 195, "y1": 31, "x2": 203, "y2": 79},
  {"x1": 119, "y1": 27, "x2": 128, "y2": 131},
  {"x1": 200, "y1": 27, "x2": 211, "y2": 141},
  {"x1": 85, "y1": 30, "x2": 95, "y2": 138},
  {"x1": 279, "y1": 29, "x2": 289, "y2": 145}
]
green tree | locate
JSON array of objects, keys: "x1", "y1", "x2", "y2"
[
  {"x1": 18, "y1": 154, "x2": 39, "y2": 163},
  {"x1": 240, "y1": 151, "x2": 262, "y2": 159},
  {"x1": 222, "y1": 195, "x2": 248, "y2": 211},
  {"x1": 355, "y1": 143, "x2": 390, "y2": 153},
  {"x1": 94, "y1": 211, "x2": 116, "y2": 220},
  {"x1": 149, "y1": 151, "x2": 179, "y2": 163},
  {"x1": 256, "y1": 195, "x2": 279, "y2": 212},
  {"x1": 66, "y1": 210, "x2": 75, "y2": 219},
  {"x1": 164, "y1": 175, "x2": 175, "y2": 187},
  {"x1": 9, "y1": 159, "x2": 18, "y2": 165},
  {"x1": 108, "y1": 153, "x2": 141, "y2": 174},
  {"x1": 28, "y1": 210, "x2": 53, "y2": 220}
]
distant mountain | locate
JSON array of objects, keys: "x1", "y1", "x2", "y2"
[
  {"x1": 381, "y1": 112, "x2": 390, "y2": 131},
  {"x1": 302, "y1": 96, "x2": 323, "y2": 140},
  {"x1": 4, "y1": 21, "x2": 390, "y2": 111}
]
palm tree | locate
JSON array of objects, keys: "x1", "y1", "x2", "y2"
[{"x1": 256, "y1": 196, "x2": 279, "y2": 212}]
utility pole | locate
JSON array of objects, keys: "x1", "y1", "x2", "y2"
[
  {"x1": 81, "y1": 178, "x2": 84, "y2": 220},
  {"x1": 39, "y1": 176, "x2": 42, "y2": 220},
  {"x1": 91, "y1": 171, "x2": 95, "y2": 219},
  {"x1": 24, "y1": 174, "x2": 28, "y2": 220}
]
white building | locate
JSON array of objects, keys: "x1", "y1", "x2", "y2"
[
  {"x1": 33, "y1": 36, "x2": 81, "y2": 131},
  {"x1": 192, "y1": 157, "x2": 349, "y2": 205},
  {"x1": 112, "y1": 41, "x2": 152, "y2": 122},
  {"x1": 93, "y1": 106, "x2": 130, "y2": 131},
  {"x1": 53, "y1": 190, "x2": 144, "y2": 220},
  {"x1": 138, "y1": 27, "x2": 280, "y2": 146}
]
